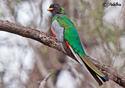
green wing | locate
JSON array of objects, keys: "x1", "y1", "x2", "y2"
[{"x1": 53, "y1": 15, "x2": 86, "y2": 56}]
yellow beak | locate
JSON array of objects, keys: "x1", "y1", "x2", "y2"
[{"x1": 47, "y1": 8, "x2": 54, "y2": 11}]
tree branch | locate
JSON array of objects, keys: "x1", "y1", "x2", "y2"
[
  {"x1": 39, "y1": 73, "x2": 52, "y2": 88},
  {"x1": 0, "y1": 20, "x2": 125, "y2": 87}
]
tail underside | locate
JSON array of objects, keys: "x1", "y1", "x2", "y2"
[
  {"x1": 68, "y1": 45, "x2": 108, "y2": 85},
  {"x1": 79, "y1": 55, "x2": 109, "y2": 85}
]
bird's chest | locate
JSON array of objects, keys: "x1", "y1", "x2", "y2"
[{"x1": 52, "y1": 20, "x2": 64, "y2": 42}]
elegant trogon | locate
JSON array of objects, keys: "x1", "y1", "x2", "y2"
[{"x1": 47, "y1": 3, "x2": 108, "y2": 85}]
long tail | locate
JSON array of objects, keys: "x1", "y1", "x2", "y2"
[
  {"x1": 68, "y1": 45, "x2": 108, "y2": 85},
  {"x1": 79, "y1": 55, "x2": 109, "y2": 85}
]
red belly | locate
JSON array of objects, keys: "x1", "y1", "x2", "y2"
[
  {"x1": 51, "y1": 28, "x2": 70, "y2": 49},
  {"x1": 52, "y1": 28, "x2": 56, "y2": 37}
]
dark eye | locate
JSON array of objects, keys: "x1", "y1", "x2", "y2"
[{"x1": 54, "y1": 5, "x2": 57, "y2": 8}]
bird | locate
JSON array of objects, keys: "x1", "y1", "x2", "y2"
[{"x1": 47, "y1": 3, "x2": 108, "y2": 85}]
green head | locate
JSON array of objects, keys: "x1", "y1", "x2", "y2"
[{"x1": 47, "y1": 4, "x2": 66, "y2": 17}]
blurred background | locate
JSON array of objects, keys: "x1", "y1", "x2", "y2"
[{"x1": 0, "y1": 0, "x2": 124, "y2": 88}]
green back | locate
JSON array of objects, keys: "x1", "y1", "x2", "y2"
[{"x1": 52, "y1": 15, "x2": 86, "y2": 56}]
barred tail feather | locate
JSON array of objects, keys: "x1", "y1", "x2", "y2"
[
  {"x1": 82, "y1": 57, "x2": 108, "y2": 85},
  {"x1": 68, "y1": 45, "x2": 108, "y2": 85},
  {"x1": 84, "y1": 61, "x2": 103, "y2": 85},
  {"x1": 79, "y1": 55, "x2": 109, "y2": 83}
]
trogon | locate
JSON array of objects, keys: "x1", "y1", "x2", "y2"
[{"x1": 47, "y1": 3, "x2": 108, "y2": 85}]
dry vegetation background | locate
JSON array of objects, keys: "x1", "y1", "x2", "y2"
[{"x1": 0, "y1": 0, "x2": 125, "y2": 88}]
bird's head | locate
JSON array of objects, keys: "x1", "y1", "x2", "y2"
[{"x1": 47, "y1": 4, "x2": 66, "y2": 17}]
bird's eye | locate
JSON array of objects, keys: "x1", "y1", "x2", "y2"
[{"x1": 54, "y1": 5, "x2": 57, "y2": 8}]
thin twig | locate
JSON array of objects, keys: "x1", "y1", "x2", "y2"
[{"x1": 39, "y1": 73, "x2": 52, "y2": 88}]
